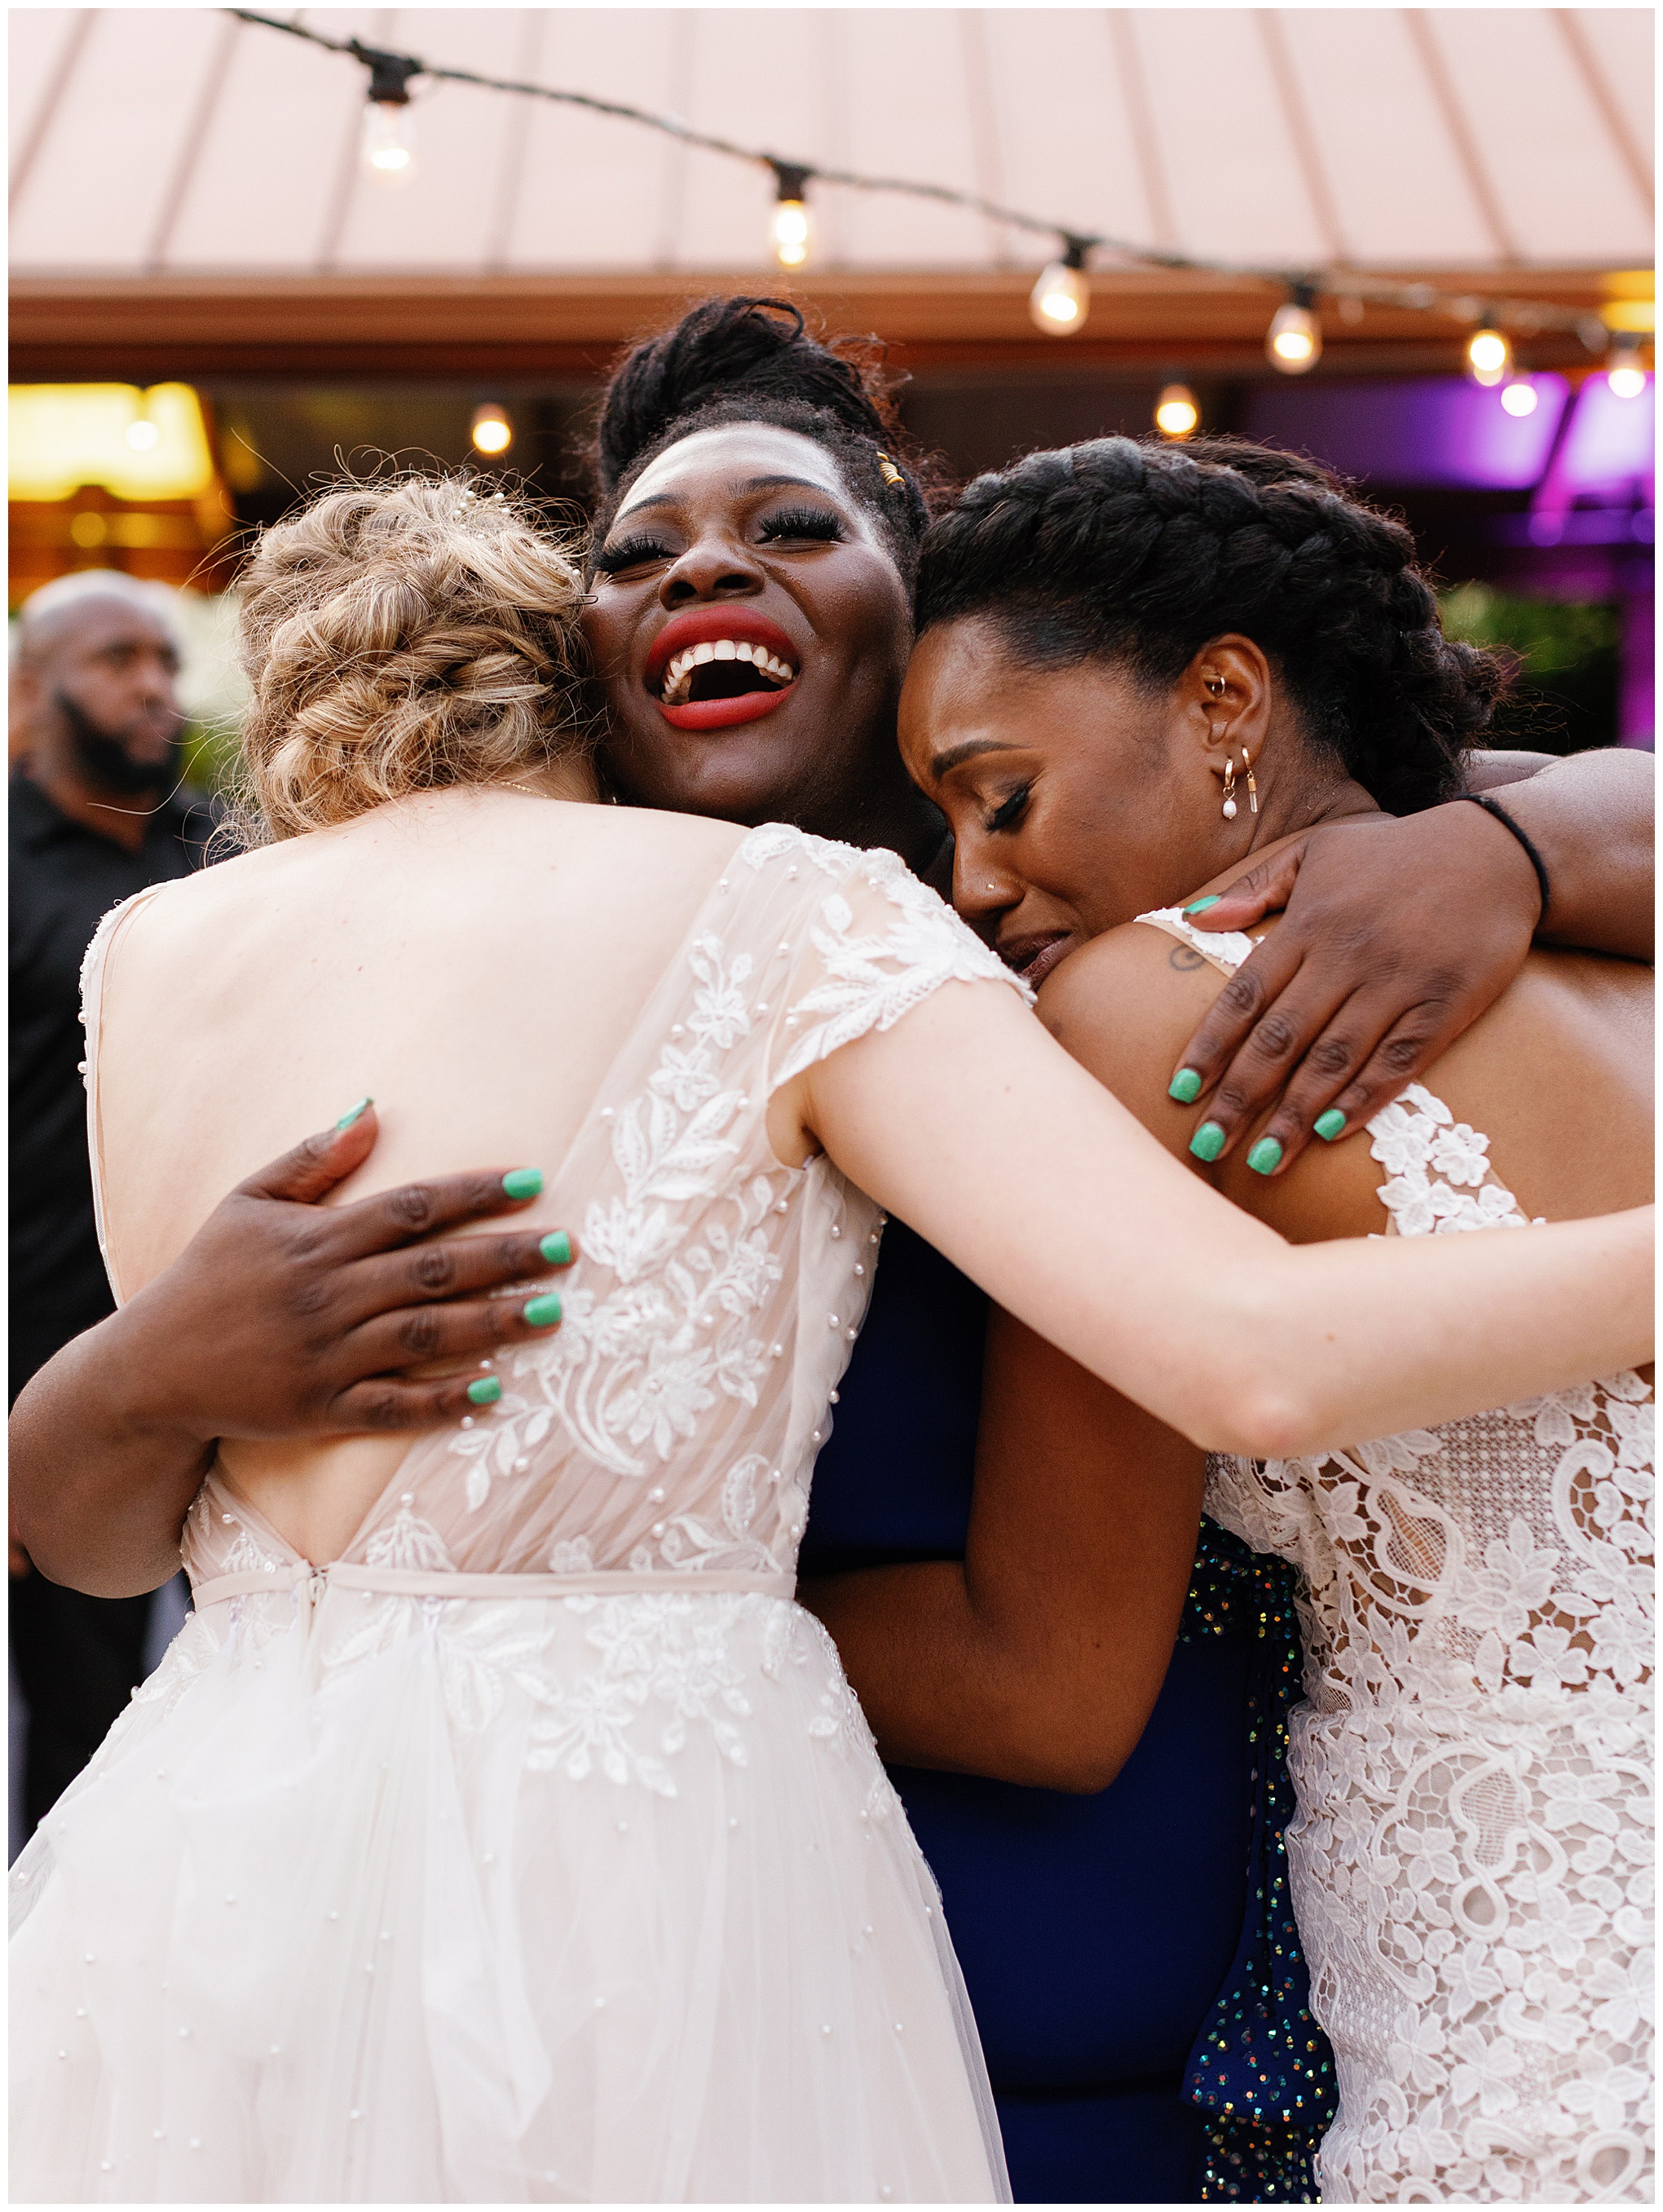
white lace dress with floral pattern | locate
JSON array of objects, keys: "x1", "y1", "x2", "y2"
[
  {"x1": 1141, "y1": 905, "x2": 1653, "y2": 2205},
  {"x1": 11, "y1": 827, "x2": 1029, "y2": 2205}
]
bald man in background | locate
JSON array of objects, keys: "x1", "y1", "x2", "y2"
[{"x1": 9, "y1": 572, "x2": 214, "y2": 1839}]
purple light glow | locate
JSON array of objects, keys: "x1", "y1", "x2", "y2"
[
  {"x1": 1244, "y1": 377, "x2": 1570, "y2": 489},
  {"x1": 1534, "y1": 374, "x2": 1654, "y2": 516}
]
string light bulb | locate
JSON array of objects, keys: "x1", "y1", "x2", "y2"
[
  {"x1": 1499, "y1": 377, "x2": 1538, "y2": 417},
  {"x1": 1607, "y1": 339, "x2": 1648, "y2": 400},
  {"x1": 1030, "y1": 241, "x2": 1092, "y2": 336},
  {"x1": 125, "y1": 417, "x2": 161, "y2": 453},
  {"x1": 1465, "y1": 322, "x2": 1511, "y2": 387},
  {"x1": 470, "y1": 404, "x2": 512, "y2": 457},
  {"x1": 357, "y1": 42, "x2": 420, "y2": 181},
  {"x1": 1154, "y1": 384, "x2": 1199, "y2": 439},
  {"x1": 1266, "y1": 285, "x2": 1321, "y2": 373},
  {"x1": 768, "y1": 162, "x2": 813, "y2": 271}
]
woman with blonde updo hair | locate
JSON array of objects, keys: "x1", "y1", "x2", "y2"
[
  {"x1": 232, "y1": 475, "x2": 591, "y2": 840},
  {"x1": 9, "y1": 469, "x2": 1648, "y2": 2203}
]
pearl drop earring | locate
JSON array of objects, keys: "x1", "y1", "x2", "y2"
[{"x1": 1221, "y1": 754, "x2": 1238, "y2": 819}]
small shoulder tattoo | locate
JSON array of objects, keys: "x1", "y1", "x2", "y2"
[{"x1": 1167, "y1": 942, "x2": 1208, "y2": 973}]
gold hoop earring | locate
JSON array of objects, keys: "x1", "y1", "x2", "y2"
[{"x1": 1221, "y1": 754, "x2": 1238, "y2": 820}]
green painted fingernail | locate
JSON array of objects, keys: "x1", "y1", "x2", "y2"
[
  {"x1": 523, "y1": 1293, "x2": 562, "y2": 1329},
  {"x1": 1246, "y1": 1137, "x2": 1284, "y2": 1177},
  {"x1": 335, "y1": 1096, "x2": 372, "y2": 1130},
  {"x1": 540, "y1": 1230, "x2": 573, "y2": 1267},
  {"x1": 502, "y1": 1168, "x2": 543, "y2": 1201},
  {"x1": 1184, "y1": 895, "x2": 1222, "y2": 915},
  {"x1": 1168, "y1": 1067, "x2": 1203, "y2": 1104},
  {"x1": 1189, "y1": 1121, "x2": 1226, "y2": 1163},
  {"x1": 1315, "y1": 1108, "x2": 1347, "y2": 1141},
  {"x1": 466, "y1": 1376, "x2": 501, "y2": 1406}
]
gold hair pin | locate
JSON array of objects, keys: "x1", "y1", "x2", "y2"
[{"x1": 875, "y1": 453, "x2": 905, "y2": 489}]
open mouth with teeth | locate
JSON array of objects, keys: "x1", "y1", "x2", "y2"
[
  {"x1": 659, "y1": 638, "x2": 798, "y2": 708},
  {"x1": 645, "y1": 613, "x2": 804, "y2": 732}
]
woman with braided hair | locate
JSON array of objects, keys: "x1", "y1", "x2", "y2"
[
  {"x1": 12, "y1": 304, "x2": 1653, "y2": 2204},
  {"x1": 890, "y1": 432, "x2": 1653, "y2": 2203}
]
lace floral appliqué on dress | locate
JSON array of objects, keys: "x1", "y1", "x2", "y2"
[{"x1": 1136, "y1": 909, "x2": 1655, "y2": 2205}]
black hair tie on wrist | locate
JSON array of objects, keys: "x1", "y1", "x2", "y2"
[{"x1": 1457, "y1": 792, "x2": 1551, "y2": 926}]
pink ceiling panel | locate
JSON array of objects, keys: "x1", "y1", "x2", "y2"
[
  {"x1": 981, "y1": 10, "x2": 1158, "y2": 264},
  {"x1": 504, "y1": 10, "x2": 686, "y2": 271},
  {"x1": 11, "y1": 8, "x2": 225, "y2": 269},
  {"x1": 1425, "y1": 11, "x2": 1652, "y2": 263},
  {"x1": 834, "y1": 11, "x2": 996, "y2": 268},
  {"x1": 334, "y1": 11, "x2": 532, "y2": 269},
  {"x1": 165, "y1": 12, "x2": 364, "y2": 269},
  {"x1": 1129, "y1": 10, "x2": 1328, "y2": 267},
  {"x1": 1568, "y1": 9, "x2": 1652, "y2": 179},
  {"x1": 1276, "y1": 11, "x2": 1498, "y2": 265},
  {"x1": 10, "y1": 8, "x2": 87, "y2": 199},
  {"x1": 668, "y1": 11, "x2": 836, "y2": 271}
]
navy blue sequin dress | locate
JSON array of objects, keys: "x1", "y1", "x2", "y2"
[{"x1": 800, "y1": 1222, "x2": 1336, "y2": 2203}]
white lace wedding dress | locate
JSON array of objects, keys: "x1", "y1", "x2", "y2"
[
  {"x1": 1142, "y1": 907, "x2": 1654, "y2": 2205},
  {"x1": 11, "y1": 824, "x2": 1025, "y2": 2204}
]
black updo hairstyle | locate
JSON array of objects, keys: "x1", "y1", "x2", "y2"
[
  {"x1": 914, "y1": 434, "x2": 1508, "y2": 815},
  {"x1": 589, "y1": 296, "x2": 935, "y2": 579}
]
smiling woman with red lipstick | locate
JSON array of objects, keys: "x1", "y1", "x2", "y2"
[{"x1": 582, "y1": 379, "x2": 939, "y2": 860}]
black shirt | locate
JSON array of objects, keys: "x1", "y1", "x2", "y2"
[{"x1": 9, "y1": 771, "x2": 219, "y2": 1395}]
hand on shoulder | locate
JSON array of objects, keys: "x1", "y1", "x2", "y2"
[{"x1": 1035, "y1": 920, "x2": 1229, "y2": 1164}]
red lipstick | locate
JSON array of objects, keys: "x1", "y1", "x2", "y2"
[{"x1": 643, "y1": 608, "x2": 802, "y2": 732}]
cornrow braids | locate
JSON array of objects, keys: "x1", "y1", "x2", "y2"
[
  {"x1": 915, "y1": 436, "x2": 1508, "y2": 815},
  {"x1": 589, "y1": 296, "x2": 936, "y2": 577}
]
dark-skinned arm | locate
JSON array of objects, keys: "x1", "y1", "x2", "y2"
[
  {"x1": 1169, "y1": 746, "x2": 1652, "y2": 1172},
  {"x1": 801, "y1": 1312, "x2": 1203, "y2": 1794},
  {"x1": 9, "y1": 1107, "x2": 575, "y2": 1599},
  {"x1": 801, "y1": 924, "x2": 1223, "y2": 1795}
]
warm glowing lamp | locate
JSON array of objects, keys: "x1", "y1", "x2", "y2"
[
  {"x1": 360, "y1": 46, "x2": 419, "y2": 182},
  {"x1": 8, "y1": 384, "x2": 216, "y2": 502},
  {"x1": 1030, "y1": 243, "x2": 1092, "y2": 337},
  {"x1": 1266, "y1": 287, "x2": 1321, "y2": 374},
  {"x1": 1607, "y1": 340, "x2": 1648, "y2": 400},
  {"x1": 1499, "y1": 378, "x2": 1538, "y2": 417},
  {"x1": 1466, "y1": 325, "x2": 1512, "y2": 387},
  {"x1": 768, "y1": 163, "x2": 813, "y2": 271},
  {"x1": 470, "y1": 404, "x2": 513, "y2": 457},
  {"x1": 1154, "y1": 384, "x2": 1199, "y2": 439}
]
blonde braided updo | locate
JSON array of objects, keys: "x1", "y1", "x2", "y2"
[{"x1": 233, "y1": 476, "x2": 590, "y2": 841}]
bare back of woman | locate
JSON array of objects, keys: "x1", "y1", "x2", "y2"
[{"x1": 90, "y1": 788, "x2": 745, "y2": 1565}]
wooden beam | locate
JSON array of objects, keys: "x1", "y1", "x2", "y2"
[{"x1": 10, "y1": 267, "x2": 1626, "y2": 384}]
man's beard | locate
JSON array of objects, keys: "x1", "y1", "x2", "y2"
[{"x1": 55, "y1": 688, "x2": 184, "y2": 798}]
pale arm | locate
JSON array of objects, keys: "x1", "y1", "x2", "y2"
[{"x1": 792, "y1": 980, "x2": 1653, "y2": 1459}]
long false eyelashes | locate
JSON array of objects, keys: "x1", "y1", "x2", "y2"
[
  {"x1": 593, "y1": 533, "x2": 674, "y2": 575},
  {"x1": 593, "y1": 508, "x2": 843, "y2": 578},
  {"x1": 755, "y1": 507, "x2": 844, "y2": 545}
]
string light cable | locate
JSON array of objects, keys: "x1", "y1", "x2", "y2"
[{"x1": 227, "y1": 8, "x2": 1649, "y2": 368}]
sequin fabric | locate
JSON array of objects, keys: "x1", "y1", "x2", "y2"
[{"x1": 1179, "y1": 1517, "x2": 1337, "y2": 2203}]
